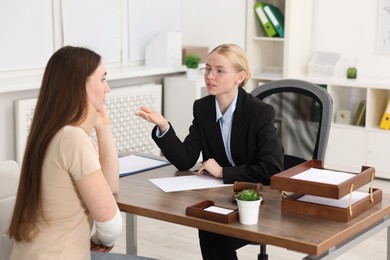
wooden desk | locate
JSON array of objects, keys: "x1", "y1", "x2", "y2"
[{"x1": 115, "y1": 164, "x2": 390, "y2": 259}]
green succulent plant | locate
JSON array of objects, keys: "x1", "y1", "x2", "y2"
[
  {"x1": 236, "y1": 189, "x2": 261, "y2": 201},
  {"x1": 184, "y1": 54, "x2": 201, "y2": 69}
]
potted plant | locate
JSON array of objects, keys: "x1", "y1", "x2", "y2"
[
  {"x1": 236, "y1": 189, "x2": 262, "y2": 225},
  {"x1": 184, "y1": 54, "x2": 201, "y2": 79}
]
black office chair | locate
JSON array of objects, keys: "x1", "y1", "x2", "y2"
[{"x1": 250, "y1": 79, "x2": 333, "y2": 260}]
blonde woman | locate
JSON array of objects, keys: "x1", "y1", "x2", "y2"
[{"x1": 136, "y1": 44, "x2": 283, "y2": 260}]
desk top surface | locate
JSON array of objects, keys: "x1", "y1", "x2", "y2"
[{"x1": 115, "y1": 164, "x2": 390, "y2": 256}]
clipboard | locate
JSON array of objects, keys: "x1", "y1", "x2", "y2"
[{"x1": 119, "y1": 154, "x2": 171, "y2": 177}]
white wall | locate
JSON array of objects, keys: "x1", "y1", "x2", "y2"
[
  {"x1": 181, "y1": 0, "x2": 246, "y2": 51},
  {"x1": 0, "y1": 0, "x2": 53, "y2": 71},
  {"x1": 312, "y1": 0, "x2": 389, "y2": 78}
]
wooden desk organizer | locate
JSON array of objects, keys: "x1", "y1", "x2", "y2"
[
  {"x1": 186, "y1": 200, "x2": 238, "y2": 224},
  {"x1": 271, "y1": 160, "x2": 382, "y2": 222}
]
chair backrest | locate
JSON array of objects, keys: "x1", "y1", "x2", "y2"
[
  {"x1": 251, "y1": 79, "x2": 333, "y2": 170},
  {"x1": 0, "y1": 160, "x2": 20, "y2": 260}
]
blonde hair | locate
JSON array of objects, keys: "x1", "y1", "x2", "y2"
[{"x1": 208, "y1": 44, "x2": 251, "y2": 87}]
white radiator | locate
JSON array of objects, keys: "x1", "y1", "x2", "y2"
[{"x1": 15, "y1": 84, "x2": 162, "y2": 164}]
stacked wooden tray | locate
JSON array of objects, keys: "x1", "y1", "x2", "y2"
[{"x1": 271, "y1": 160, "x2": 382, "y2": 222}]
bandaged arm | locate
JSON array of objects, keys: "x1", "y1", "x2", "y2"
[{"x1": 91, "y1": 206, "x2": 122, "y2": 247}]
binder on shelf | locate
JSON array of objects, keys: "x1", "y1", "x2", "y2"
[
  {"x1": 379, "y1": 99, "x2": 390, "y2": 130},
  {"x1": 254, "y1": 2, "x2": 277, "y2": 37},
  {"x1": 263, "y1": 4, "x2": 285, "y2": 37},
  {"x1": 351, "y1": 100, "x2": 366, "y2": 126}
]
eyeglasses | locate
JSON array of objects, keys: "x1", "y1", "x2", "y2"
[{"x1": 199, "y1": 67, "x2": 236, "y2": 77}]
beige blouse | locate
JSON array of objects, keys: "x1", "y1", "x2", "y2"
[{"x1": 11, "y1": 126, "x2": 101, "y2": 260}]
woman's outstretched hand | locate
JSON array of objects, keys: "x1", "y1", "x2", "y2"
[{"x1": 135, "y1": 105, "x2": 169, "y2": 133}]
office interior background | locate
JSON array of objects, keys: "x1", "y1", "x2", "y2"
[
  {"x1": 0, "y1": 0, "x2": 389, "y2": 172},
  {"x1": 1, "y1": 1, "x2": 390, "y2": 259}
]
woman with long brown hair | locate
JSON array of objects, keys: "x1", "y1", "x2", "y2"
[{"x1": 8, "y1": 46, "x2": 151, "y2": 260}]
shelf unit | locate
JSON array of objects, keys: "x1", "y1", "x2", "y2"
[
  {"x1": 245, "y1": 0, "x2": 313, "y2": 91},
  {"x1": 305, "y1": 77, "x2": 390, "y2": 179},
  {"x1": 246, "y1": 0, "x2": 390, "y2": 179}
]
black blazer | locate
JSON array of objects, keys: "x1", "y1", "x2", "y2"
[{"x1": 152, "y1": 87, "x2": 284, "y2": 185}]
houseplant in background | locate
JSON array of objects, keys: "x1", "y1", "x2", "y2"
[
  {"x1": 235, "y1": 189, "x2": 262, "y2": 225},
  {"x1": 184, "y1": 54, "x2": 201, "y2": 79}
]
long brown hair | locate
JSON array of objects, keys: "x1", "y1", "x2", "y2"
[{"x1": 8, "y1": 46, "x2": 101, "y2": 241}]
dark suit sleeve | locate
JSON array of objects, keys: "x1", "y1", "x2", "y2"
[
  {"x1": 222, "y1": 101, "x2": 284, "y2": 185},
  {"x1": 151, "y1": 121, "x2": 201, "y2": 171}
]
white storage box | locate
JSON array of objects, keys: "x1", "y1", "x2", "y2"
[{"x1": 307, "y1": 52, "x2": 342, "y2": 77}]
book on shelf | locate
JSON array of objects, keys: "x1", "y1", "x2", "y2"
[
  {"x1": 351, "y1": 100, "x2": 366, "y2": 126},
  {"x1": 379, "y1": 99, "x2": 390, "y2": 130},
  {"x1": 359, "y1": 112, "x2": 366, "y2": 126},
  {"x1": 254, "y1": 2, "x2": 277, "y2": 37},
  {"x1": 263, "y1": 4, "x2": 285, "y2": 37}
]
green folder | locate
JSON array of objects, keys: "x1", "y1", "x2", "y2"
[
  {"x1": 263, "y1": 4, "x2": 285, "y2": 38},
  {"x1": 254, "y1": 2, "x2": 277, "y2": 37},
  {"x1": 352, "y1": 100, "x2": 366, "y2": 126}
]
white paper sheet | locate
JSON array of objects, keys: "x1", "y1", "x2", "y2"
[
  {"x1": 119, "y1": 155, "x2": 170, "y2": 177},
  {"x1": 297, "y1": 191, "x2": 369, "y2": 208},
  {"x1": 204, "y1": 206, "x2": 235, "y2": 215},
  {"x1": 149, "y1": 175, "x2": 232, "y2": 192},
  {"x1": 291, "y1": 168, "x2": 355, "y2": 185}
]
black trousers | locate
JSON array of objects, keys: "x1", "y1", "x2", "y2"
[{"x1": 198, "y1": 230, "x2": 250, "y2": 260}]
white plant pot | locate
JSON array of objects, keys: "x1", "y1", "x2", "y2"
[
  {"x1": 237, "y1": 198, "x2": 262, "y2": 225},
  {"x1": 186, "y1": 68, "x2": 198, "y2": 79}
]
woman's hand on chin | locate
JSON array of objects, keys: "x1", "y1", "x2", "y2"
[{"x1": 95, "y1": 104, "x2": 110, "y2": 129}]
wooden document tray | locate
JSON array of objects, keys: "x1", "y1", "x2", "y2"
[
  {"x1": 186, "y1": 200, "x2": 238, "y2": 224},
  {"x1": 282, "y1": 188, "x2": 382, "y2": 222},
  {"x1": 271, "y1": 160, "x2": 382, "y2": 222},
  {"x1": 271, "y1": 160, "x2": 375, "y2": 199}
]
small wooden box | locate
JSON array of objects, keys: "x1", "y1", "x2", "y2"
[
  {"x1": 186, "y1": 200, "x2": 238, "y2": 224},
  {"x1": 271, "y1": 160, "x2": 382, "y2": 222}
]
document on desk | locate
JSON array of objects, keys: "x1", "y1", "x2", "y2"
[
  {"x1": 149, "y1": 174, "x2": 232, "y2": 192},
  {"x1": 291, "y1": 168, "x2": 355, "y2": 185},
  {"x1": 297, "y1": 191, "x2": 369, "y2": 208},
  {"x1": 119, "y1": 155, "x2": 170, "y2": 177}
]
